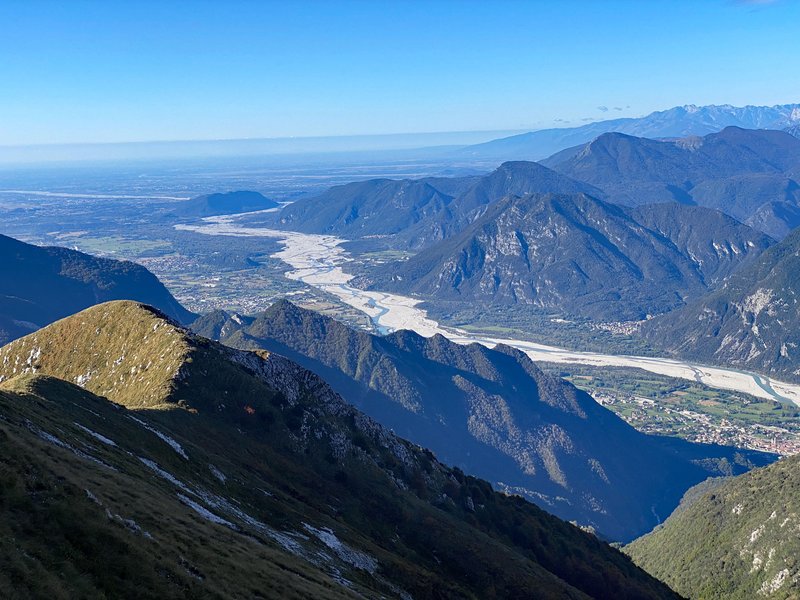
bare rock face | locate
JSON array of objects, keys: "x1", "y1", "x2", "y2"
[
  {"x1": 367, "y1": 193, "x2": 772, "y2": 321},
  {"x1": 642, "y1": 226, "x2": 800, "y2": 383}
]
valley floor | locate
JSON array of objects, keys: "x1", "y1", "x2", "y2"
[{"x1": 176, "y1": 213, "x2": 800, "y2": 408}]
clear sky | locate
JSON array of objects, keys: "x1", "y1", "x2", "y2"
[{"x1": 1, "y1": 0, "x2": 799, "y2": 146}]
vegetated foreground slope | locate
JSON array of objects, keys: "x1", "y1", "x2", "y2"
[
  {"x1": 0, "y1": 301, "x2": 679, "y2": 599},
  {"x1": 0, "y1": 233, "x2": 195, "y2": 346},
  {"x1": 192, "y1": 299, "x2": 774, "y2": 542},
  {"x1": 626, "y1": 455, "x2": 800, "y2": 600},
  {"x1": 171, "y1": 190, "x2": 279, "y2": 217},
  {"x1": 642, "y1": 226, "x2": 800, "y2": 383},
  {"x1": 542, "y1": 127, "x2": 800, "y2": 239},
  {"x1": 364, "y1": 193, "x2": 772, "y2": 321},
  {"x1": 271, "y1": 161, "x2": 600, "y2": 250}
]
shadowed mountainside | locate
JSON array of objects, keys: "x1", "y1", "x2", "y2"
[
  {"x1": 541, "y1": 127, "x2": 800, "y2": 239},
  {"x1": 192, "y1": 299, "x2": 775, "y2": 542},
  {"x1": 0, "y1": 233, "x2": 195, "y2": 345},
  {"x1": 270, "y1": 161, "x2": 600, "y2": 250}
]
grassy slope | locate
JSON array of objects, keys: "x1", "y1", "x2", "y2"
[{"x1": 0, "y1": 375, "x2": 360, "y2": 600}]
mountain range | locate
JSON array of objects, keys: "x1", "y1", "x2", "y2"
[
  {"x1": 271, "y1": 127, "x2": 800, "y2": 251},
  {"x1": 626, "y1": 454, "x2": 800, "y2": 599},
  {"x1": 7, "y1": 95, "x2": 800, "y2": 597},
  {"x1": 0, "y1": 233, "x2": 194, "y2": 345},
  {"x1": 363, "y1": 193, "x2": 773, "y2": 321},
  {"x1": 458, "y1": 103, "x2": 800, "y2": 162},
  {"x1": 542, "y1": 127, "x2": 800, "y2": 240},
  {"x1": 0, "y1": 300, "x2": 679, "y2": 599},
  {"x1": 271, "y1": 161, "x2": 599, "y2": 250},
  {"x1": 641, "y1": 226, "x2": 800, "y2": 383},
  {"x1": 192, "y1": 299, "x2": 774, "y2": 542}
]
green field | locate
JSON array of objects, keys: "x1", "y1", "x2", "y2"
[
  {"x1": 425, "y1": 301, "x2": 654, "y2": 355},
  {"x1": 540, "y1": 364, "x2": 800, "y2": 455},
  {"x1": 61, "y1": 234, "x2": 173, "y2": 257}
]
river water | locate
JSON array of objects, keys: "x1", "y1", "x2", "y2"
[{"x1": 176, "y1": 214, "x2": 800, "y2": 406}]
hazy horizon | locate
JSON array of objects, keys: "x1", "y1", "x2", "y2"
[
  {"x1": 3, "y1": 0, "x2": 799, "y2": 149},
  {"x1": 5, "y1": 100, "x2": 800, "y2": 167}
]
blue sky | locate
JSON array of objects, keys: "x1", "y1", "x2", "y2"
[{"x1": 1, "y1": 0, "x2": 798, "y2": 145}]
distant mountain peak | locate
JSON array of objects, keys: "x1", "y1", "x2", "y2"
[
  {"x1": 270, "y1": 158, "x2": 596, "y2": 250},
  {"x1": 460, "y1": 102, "x2": 800, "y2": 162},
  {"x1": 497, "y1": 159, "x2": 557, "y2": 171},
  {"x1": 578, "y1": 130, "x2": 655, "y2": 155},
  {"x1": 542, "y1": 126, "x2": 800, "y2": 234}
]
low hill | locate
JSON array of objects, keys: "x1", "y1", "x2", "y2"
[
  {"x1": 626, "y1": 455, "x2": 800, "y2": 599},
  {"x1": 364, "y1": 194, "x2": 773, "y2": 321},
  {"x1": 172, "y1": 190, "x2": 278, "y2": 217},
  {"x1": 192, "y1": 299, "x2": 774, "y2": 542},
  {"x1": 0, "y1": 300, "x2": 679, "y2": 599},
  {"x1": 0, "y1": 234, "x2": 194, "y2": 345}
]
